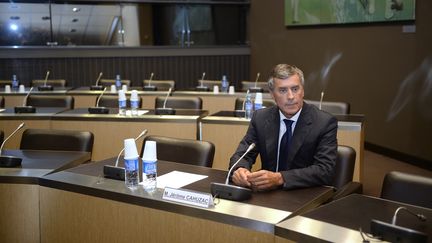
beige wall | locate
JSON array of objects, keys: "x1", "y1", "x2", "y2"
[{"x1": 250, "y1": 0, "x2": 432, "y2": 164}]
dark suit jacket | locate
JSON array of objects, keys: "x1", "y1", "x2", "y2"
[{"x1": 229, "y1": 102, "x2": 338, "y2": 189}]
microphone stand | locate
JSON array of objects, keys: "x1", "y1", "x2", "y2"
[
  {"x1": 90, "y1": 72, "x2": 104, "y2": 90},
  {"x1": 88, "y1": 87, "x2": 109, "y2": 114},
  {"x1": 0, "y1": 122, "x2": 25, "y2": 167},
  {"x1": 155, "y1": 88, "x2": 175, "y2": 115},
  {"x1": 143, "y1": 72, "x2": 157, "y2": 91},
  {"x1": 248, "y1": 72, "x2": 263, "y2": 93},
  {"x1": 196, "y1": 72, "x2": 210, "y2": 91},
  {"x1": 14, "y1": 87, "x2": 36, "y2": 113},
  {"x1": 38, "y1": 71, "x2": 54, "y2": 91}
]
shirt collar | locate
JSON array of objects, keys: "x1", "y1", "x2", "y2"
[{"x1": 279, "y1": 107, "x2": 302, "y2": 123}]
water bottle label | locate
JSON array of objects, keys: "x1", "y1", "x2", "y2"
[
  {"x1": 254, "y1": 103, "x2": 262, "y2": 110},
  {"x1": 119, "y1": 100, "x2": 126, "y2": 107},
  {"x1": 125, "y1": 158, "x2": 139, "y2": 171},
  {"x1": 130, "y1": 100, "x2": 139, "y2": 109},
  {"x1": 245, "y1": 102, "x2": 253, "y2": 110},
  {"x1": 143, "y1": 161, "x2": 157, "y2": 174}
]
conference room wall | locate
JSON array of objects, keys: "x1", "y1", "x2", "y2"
[{"x1": 249, "y1": 0, "x2": 432, "y2": 169}]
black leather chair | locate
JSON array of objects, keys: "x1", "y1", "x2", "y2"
[
  {"x1": 381, "y1": 171, "x2": 432, "y2": 208},
  {"x1": 330, "y1": 145, "x2": 362, "y2": 201},
  {"x1": 0, "y1": 96, "x2": 4, "y2": 108},
  {"x1": 155, "y1": 96, "x2": 202, "y2": 109},
  {"x1": 96, "y1": 96, "x2": 142, "y2": 108},
  {"x1": 241, "y1": 81, "x2": 269, "y2": 92},
  {"x1": 20, "y1": 128, "x2": 94, "y2": 153},
  {"x1": 143, "y1": 80, "x2": 175, "y2": 91},
  {"x1": 0, "y1": 130, "x2": 4, "y2": 145},
  {"x1": 26, "y1": 95, "x2": 74, "y2": 109},
  {"x1": 31, "y1": 79, "x2": 67, "y2": 87},
  {"x1": 141, "y1": 135, "x2": 215, "y2": 167},
  {"x1": 305, "y1": 100, "x2": 350, "y2": 115},
  {"x1": 99, "y1": 79, "x2": 131, "y2": 88},
  {"x1": 0, "y1": 80, "x2": 12, "y2": 88},
  {"x1": 234, "y1": 97, "x2": 275, "y2": 110}
]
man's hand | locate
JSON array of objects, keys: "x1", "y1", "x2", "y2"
[
  {"x1": 247, "y1": 170, "x2": 284, "y2": 191},
  {"x1": 232, "y1": 167, "x2": 252, "y2": 187}
]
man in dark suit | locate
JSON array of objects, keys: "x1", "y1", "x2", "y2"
[{"x1": 230, "y1": 64, "x2": 337, "y2": 191}]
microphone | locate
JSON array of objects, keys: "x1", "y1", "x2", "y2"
[
  {"x1": 371, "y1": 206, "x2": 428, "y2": 242},
  {"x1": 88, "y1": 87, "x2": 109, "y2": 114},
  {"x1": 319, "y1": 91, "x2": 324, "y2": 110},
  {"x1": 0, "y1": 122, "x2": 25, "y2": 167},
  {"x1": 14, "y1": 87, "x2": 36, "y2": 113},
  {"x1": 155, "y1": 87, "x2": 175, "y2": 115},
  {"x1": 210, "y1": 143, "x2": 255, "y2": 201},
  {"x1": 38, "y1": 70, "x2": 53, "y2": 91},
  {"x1": 90, "y1": 72, "x2": 104, "y2": 90},
  {"x1": 248, "y1": 72, "x2": 264, "y2": 93},
  {"x1": 196, "y1": 72, "x2": 210, "y2": 91},
  {"x1": 103, "y1": 129, "x2": 148, "y2": 180},
  {"x1": 143, "y1": 72, "x2": 157, "y2": 91}
]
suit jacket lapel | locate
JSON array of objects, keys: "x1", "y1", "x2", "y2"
[
  {"x1": 287, "y1": 103, "x2": 312, "y2": 167},
  {"x1": 264, "y1": 106, "x2": 280, "y2": 170}
]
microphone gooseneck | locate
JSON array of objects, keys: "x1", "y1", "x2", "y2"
[
  {"x1": 319, "y1": 91, "x2": 324, "y2": 110},
  {"x1": 254, "y1": 72, "x2": 260, "y2": 88},
  {"x1": 43, "y1": 71, "x2": 50, "y2": 86},
  {"x1": 95, "y1": 72, "x2": 103, "y2": 86},
  {"x1": 148, "y1": 72, "x2": 154, "y2": 86},
  {"x1": 225, "y1": 143, "x2": 255, "y2": 184},
  {"x1": 114, "y1": 129, "x2": 148, "y2": 167},
  {"x1": 162, "y1": 87, "x2": 172, "y2": 109},
  {"x1": 391, "y1": 206, "x2": 427, "y2": 225},
  {"x1": 23, "y1": 87, "x2": 34, "y2": 106},
  {"x1": 0, "y1": 122, "x2": 25, "y2": 155},
  {"x1": 200, "y1": 72, "x2": 206, "y2": 87},
  {"x1": 95, "y1": 87, "x2": 107, "y2": 107}
]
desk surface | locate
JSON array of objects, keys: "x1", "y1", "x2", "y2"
[
  {"x1": 276, "y1": 194, "x2": 432, "y2": 242},
  {"x1": 0, "y1": 149, "x2": 91, "y2": 184},
  {"x1": 40, "y1": 158, "x2": 334, "y2": 234},
  {"x1": 0, "y1": 107, "x2": 67, "y2": 119}
]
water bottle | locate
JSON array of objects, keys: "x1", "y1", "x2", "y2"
[
  {"x1": 221, "y1": 75, "x2": 229, "y2": 93},
  {"x1": 142, "y1": 140, "x2": 157, "y2": 191},
  {"x1": 118, "y1": 90, "x2": 127, "y2": 116},
  {"x1": 123, "y1": 138, "x2": 140, "y2": 188},
  {"x1": 12, "y1": 74, "x2": 19, "y2": 91},
  {"x1": 254, "y1": 92, "x2": 263, "y2": 110},
  {"x1": 244, "y1": 92, "x2": 253, "y2": 119},
  {"x1": 115, "y1": 74, "x2": 122, "y2": 90},
  {"x1": 130, "y1": 90, "x2": 139, "y2": 116}
]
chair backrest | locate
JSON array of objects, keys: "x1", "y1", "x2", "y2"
[
  {"x1": 381, "y1": 171, "x2": 432, "y2": 208},
  {"x1": 234, "y1": 97, "x2": 275, "y2": 110},
  {"x1": 155, "y1": 96, "x2": 202, "y2": 109},
  {"x1": 20, "y1": 128, "x2": 94, "y2": 153},
  {"x1": 26, "y1": 95, "x2": 74, "y2": 109},
  {"x1": 99, "y1": 79, "x2": 131, "y2": 87},
  {"x1": 143, "y1": 80, "x2": 175, "y2": 91},
  {"x1": 332, "y1": 145, "x2": 356, "y2": 189},
  {"x1": 31, "y1": 79, "x2": 67, "y2": 87},
  {"x1": 241, "y1": 81, "x2": 269, "y2": 92},
  {"x1": 0, "y1": 130, "x2": 4, "y2": 145},
  {"x1": 305, "y1": 100, "x2": 350, "y2": 115},
  {"x1": 96, "y1": 96, "x2": 142, "y2": 108},
  {"x1": 0, "y1": 80, "x2": 12, "y2": 88},
  {"x1": 197, "y1": 80, "x2": 221, "y2": 89},
  {"x1": 141, "y1": 135, "x2": 215, "y2": 167},
  {"x1": 0, "y1": 96, "x2": 4, "y2": 108}
]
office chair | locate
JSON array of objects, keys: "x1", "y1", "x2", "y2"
[
  {"x1": 96, "y1": 96, "x2": 142, "y2": 108},
  {"x1": 330, "y1": 145, "x2": 363, "y2": 201},
  {"x1": 155, "y1": 96, "x2": 202, "y2": 110},
  {"x1": 0, "y1": 130, "x2": 4, "y2": 145},
  {"x1": 241, "y1": 81, "x2": 269, "y2": 92},
  {"x1": 99, "y1": 79, "x2": 131, "y2": 88},
  {"x1": 20, "y1": 128, "x2": 94, "y2": 154},
  {"x1": 305, "y1": 100, "x2": 350, "y2": 115},
  {"x1": 143, "y1": 80, "x2": 175, "y2": 91},
  {"x1": 381, "y1": 171, "x2": 432, "y2": 208},
  {"x1": 31, "y1": 79, "x2": 67, "y2": 87},
  {"x1": 141, "y1": 135, "x2": 215, "y2": 167},
  {"x1": 26, "y1": 95, "x2": 74, "y2": 109},
  {"x1": 234, "y1": 97, "x2": 275, "y2": 110},
  {"x1": 0, "y1": 96, "x2": 4, "y2": 108},
  {"x1": 0, "y1": 80, "x2": 13, "y2": 88}
]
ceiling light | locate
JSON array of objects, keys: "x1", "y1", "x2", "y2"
[
  {"x1": 10, "y1": 24, "x2": 18, "y2": 31},
  {"x1": 42, "y1": 16, "x2": 50, "y2": 21},
  {"x1": 72, "y1": 18, "x2": 79, "y2": 23},
  {"x1": 70, "y1": 29, "x2": 77, "y2": 33},
  {"x1": 10, "y1": 16, "x2": 20, "y2": 20},
  {"x1": 72, "y1": 7, "x2": 80, "y2": 12}
]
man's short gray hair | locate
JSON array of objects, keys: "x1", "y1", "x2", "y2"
[{"x1": 268, "y1": 64, "x2": 304, "y2": 91}]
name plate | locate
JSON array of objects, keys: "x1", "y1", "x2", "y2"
[{"x1": 162, "y1": 187, "x2": 214, "y2": 208}]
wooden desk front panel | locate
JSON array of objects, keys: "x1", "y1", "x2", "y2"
[
  {"x1": 40, "y1": 187, "x2": 274, "y2": 243},
  {"x1": 0, "y1": 120, "x2": 51, "y2": 149},
  {"x1": 0, "y1": 184, "x2": 40, "y2": 243},
  {"x1": 51, "y1": 120, "x2": 198, "y2": 161},
  {"x1": 3, "y1": 95, "x2": 25, "y2": 108},
  {"x1": 72, "y1": 94, "x2": 158, "y2": 109},
  {"x1": 200, "y1": 96, "x2": 237, "y2": 115}
]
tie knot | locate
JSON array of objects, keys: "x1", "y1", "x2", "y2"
[{"x1": 283, "y1": 119, "x2": 293, "y2": 129}]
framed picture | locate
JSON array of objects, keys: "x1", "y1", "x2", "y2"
[{"x1": 285, "y1": 0, "x2": 416, "y2": 26}]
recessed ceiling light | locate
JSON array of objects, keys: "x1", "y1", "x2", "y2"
[
  {"x1": 70, "y1": 29, "x2": 77, "y2": 33},
  {"x1": 42, "y1": 16, "x2": 50, "y2": 21},
  {"x1": 72, "y1": 7, "x2": 80, "y2": 12},
  {"x1": 72, "y1": 18, "x2": 79, "y2": 23},
  {"x1": 10, "y1": 16, "x2": 20, "y2": 20}
]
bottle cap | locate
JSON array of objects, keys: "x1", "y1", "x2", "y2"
[
  {"x1": 142, "y1": 140, "x2": 157, "y2": 161},
  {"x1": 124, "y1": 138, "x2": 139, "y2": 160},
  {"x1": 255, "y1": 92, "x2": 263, "y2": 104},
  {"x1": 118, "y1": 90, "x2": 126, "y2": 101},
  {"x1": 130, "y1": 90, "x2": 139, "y2": 101},
  {"x1": 116, "y1": 74, "x2": 121, "y2": 79}
]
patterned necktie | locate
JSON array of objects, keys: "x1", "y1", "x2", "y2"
[{"x1": 278, "y1": 119, "x2": 294, "y2": 171}]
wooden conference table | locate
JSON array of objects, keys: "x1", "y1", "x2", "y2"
[
  {"x1": 38, "y1": 158, "x2": 334, "y2": 243},
  {"x1": 275, "y1": 194, "x2": 432, "y2": 242},
  {"x1": 0, "y1": 150, "x2": 91, "y2": 243}
]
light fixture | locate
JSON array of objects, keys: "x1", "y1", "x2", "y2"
[
  {"x1": 70, "y1": 29, "x2": 77, "y2": 33},
  {"x1": 72, "y1": 7, "x2": 80, "y2": 12},
  {"x1": 10, "y1": 23, "x2": 18, "y2": 31},
  {"x1": 42, "y1": 16, "x2": 50, "y2": 21},
  {"x1": 72, "y1": 18, "x2": 79, "y2": 23},
  {"x1": 10, "y1": 16, "x2": 20, "y2": 20}
]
